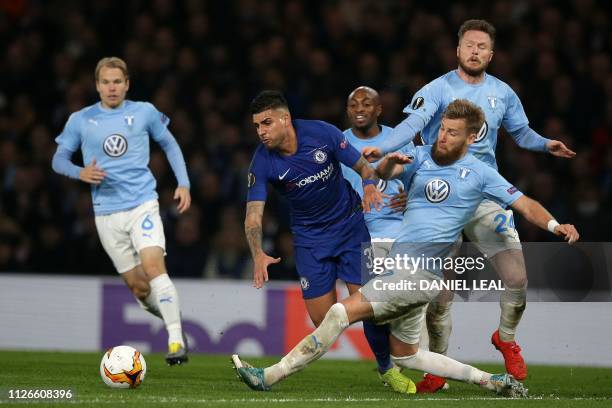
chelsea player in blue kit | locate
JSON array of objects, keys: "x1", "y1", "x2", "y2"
[
  {"x1": 363, "y1": 19, "x2": 576, "y2": 387},
  {"x1": 243, "y1": 90, "x2": 414, "y2": 393},
  {"x1": 233, "y1": 100, "x2": 578, "y2": 397},
  {"x1": 52, "y1": 57, "x2": 190, "y2": 365}
]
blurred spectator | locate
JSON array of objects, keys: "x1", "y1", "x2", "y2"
[
  {"x1": 204, "y1": 206, "x2": 250, "y2": 279},
  {"x1": 166, "y1": 208, "x2": 208, "y2": 277}
]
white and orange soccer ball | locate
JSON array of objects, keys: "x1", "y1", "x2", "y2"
[{"x1": 100, "y1": 345, "x2": 147, "y2": 389}]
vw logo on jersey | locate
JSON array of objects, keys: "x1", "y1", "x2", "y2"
[
  {"x1": 424, "y1": 178, "x2": 450, "y2": 203},
  {"x1": 313, "y1": 149, "x2": 327, "y2": 164},
  {"x1": 103, "y1": 134, "x2": 128, "y2": 157},
  {"x1": 474, "y1": 120, "x2": 488, "y2": 143}
]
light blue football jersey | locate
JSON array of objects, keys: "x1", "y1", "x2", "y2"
[
  {"x1": 55, "y1": 101, "x2": 184, "y2": 215},
  {"x1": 341, "y1": 125, "x2": 414, "y2": 239},
  {"x1": 393, "y1": 145, "x2": 523, "y2": 271},
  {"x1": 403, "y1": 70, "x2": 529, "y2": 170}
]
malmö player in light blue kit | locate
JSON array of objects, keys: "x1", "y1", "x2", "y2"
[
  {"x1": 233, "y1": 100, "x2": 578, "y2": 398},
  {"x1": 363, "y1": 19, "x2": 576, "y2": 388},
  {"x1": 52, "y1": 57, "x2": 191, "y2": 365},
  {"x1": 341, "y1": 86, "x2": 417, "y2": 393},
  {"x1": 341, "y1": 86, "x2": 413, "y2": 248}
]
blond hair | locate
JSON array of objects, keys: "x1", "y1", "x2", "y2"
[
  {"x1": 442, "y1": 99, "x2": 485, "y2": 135},
  {"x1": 95, "y1": 57, "x2": 129, "y2": 82}
]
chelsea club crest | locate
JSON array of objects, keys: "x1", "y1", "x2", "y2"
[{"x1": 313, "y1": 149, "x2": 327, "y2": 164}]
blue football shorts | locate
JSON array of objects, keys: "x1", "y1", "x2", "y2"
[{"x1": 294, "y1": 219, "x2": 371, "y2": 299}]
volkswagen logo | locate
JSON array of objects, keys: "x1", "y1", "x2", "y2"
[
  {"x1": 103, "y1": 134, "x2": 128, "y2": 157},
  {"x1": 425, "y1": 178, "x2": 450, "y2": 203}
]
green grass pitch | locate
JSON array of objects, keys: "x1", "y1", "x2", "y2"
[{"x1": 1, "y1": 351, "x2": 611, "y2": 407}]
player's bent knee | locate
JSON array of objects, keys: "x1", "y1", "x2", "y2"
[
  {"x1": 130, "y1": 282, "x2": 150, "y2": 300},
  {"x1": 139, "y1": 247, "x2": 167, "y2": 278},
  {"x1": 123, "y1": 275, "x2": 151, "y2": 300},
  {"x1": 142, "y1": 264, "x2": 167, "y2": 280}
]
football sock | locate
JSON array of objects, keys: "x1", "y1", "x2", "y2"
[
  {"x1": 392, "y1": 350, "x2": 495, "y2": 390},
  {"x1": 135, "y1": 291, "x2": 163, "y2": 319},
  {"x1": 499, "y1": 285, "x2": 526, "y2": 342},
  {"x1": 426, "y1": 301, "x2": 452, "y2": 355},
  {"x1": 149, "y1": 274, "x2": 184, "y2": 346},
  {"x1": 264, "y1": 303, "x2": 349, "y2": 385},
  {"x1": 363, "y1": 321, "x2": 394, "y2": 373}
]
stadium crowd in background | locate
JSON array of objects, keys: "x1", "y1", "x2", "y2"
[{"x1": 0, "y1": 0, "x2": 610, "y2": 277}]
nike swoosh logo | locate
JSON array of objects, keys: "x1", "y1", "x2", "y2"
[{"x1": 278, "y1": 169, "x2": 290, "y2": 180}]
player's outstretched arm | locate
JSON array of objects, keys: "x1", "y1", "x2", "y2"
[
  {"x1": 245, "y1": 201, "x2": 280, "y2": 288},
  {"x1": 360, "y1": 115, "x2": 423, "y2": 161},
  {"x1": 508, "y1": 126, "x2": 576, "y2": 159},
  {"x1": 510, "y1": 196, "x2": 579, "y2": 244},
  {"x1": 352, "y1": 156, "x2": 384, "y2": 212}
]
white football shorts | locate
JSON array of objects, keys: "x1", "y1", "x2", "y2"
[
  {"x1": 95, "y1": 200, "x2": 166, "y2": 273},
  {"x1": 463, "y1": 199, "x2": 522, "y2": 257},
  {"x1": 360, "y1": 267, "x2": 442, "y2": 345}
]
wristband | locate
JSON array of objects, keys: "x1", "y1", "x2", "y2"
[
  {"x1": 547, "y1": 219, "x2": 560, "y2": 233},
  {"x1": 362, "y1": 179, "x2": 377, "y2": 187}
]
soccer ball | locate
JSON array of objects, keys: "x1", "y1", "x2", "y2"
[{"x1": 100, "y1": 345, "x2": 147, "y2": 389}]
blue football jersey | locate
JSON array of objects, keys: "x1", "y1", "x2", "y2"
[
  {"x1": 247, "y1": 119, "x2": 364, "y2": 246},
  {"x1": 55, "y1": 101, "x2": 178, "y2": 215},
  {"x1": 393, "y1": 146, "x2": 523, "y2": 268},
  {"x1": 341, "y1": 125, "x2": 414, "y2": 239},
  {"x1": 403, "y1": 70, "x2": 529, "y2": 169}
]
